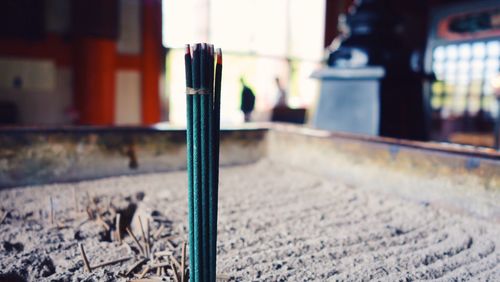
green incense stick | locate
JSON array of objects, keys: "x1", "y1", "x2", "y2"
[
  {"x1": 210, "y1": 48, "x2": 222, "y2": 282},
  {"x1": 199, "y1": 43, "x2": 210, "y2": 282},
  {"x1": 184, "y1": 44, "x2": 195, "y2": 282},
  {"x1": 207, "y1": 45, "x2": 216, "y2": 282},
  {"x1": 191, "y1": 43, "x2": 202, "y2": 282}
]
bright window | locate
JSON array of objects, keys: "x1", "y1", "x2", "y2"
[{"x1": 162, "y1": 0, "x2": 326, "y2": 125}]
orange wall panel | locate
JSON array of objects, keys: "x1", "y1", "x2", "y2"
[
  {"x1": 141, "y1": 0, "x2": 162, "y2": 124},
  {"x1": 73, "y1": 38, "x2": 117, "y2": 125}
]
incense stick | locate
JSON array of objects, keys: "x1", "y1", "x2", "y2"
[
  {"x1": 209, "y1": 47, "x2": 223, "y2": 282},
  {"x1": 91, "y1": 256, "x2": 132, "y2": 269},
  {"x1": 153, "y1": 250, "x2": 172, "y2": 257},
  {"x1": 165, "y1": 239, "x2": 175, "y2": 251},
  {"x1": 137, "y1": 265, "x2": 150, "y2": 279},
  {"x1": 150, "y1": 261, "x2": 170, "y2": 269},
  {"x1": 0, "y1": 210, "x2": 8, "y2": 225},
  {"x1": 124, "y1": 258, "x2": 148, "y2": 277},
  {"x1": 191, "y1": 42, "x2": 202, "y2": 282},
  {"x1": 126, "y1": 227, "x2": 145, "y2": 256},
  {"x1": 86, "y1": 206, "x2": 93, "y2": 220},
  {"x1": 116, "y1": 213, "x2": 122, "y2": 243},
  {"x1": 216, "y1": 274, "x2": 230, "y2": 281},
  {"x1": 146, "y1": 218, "x2": 151, "y2": 257},
  {"x1": 200, "y1": 43, "x2": 211, "y2": 282},
  {"x1": 153, "y1": 225, "x2": 164, "y2": 240},
  {"x1": 79, "y1": 243, "x2": 92, "y2": 272},
  {"x1": 50, "y1": 196, "x2": 55, "y2": 225},
  {"x1": 170, "y1": 260, "x2": 180, "y2": 282},
  {"x1": 96, "y1": 216, "x2": 110, "y2": 231},
  {"x1": 130, "y1": 278, "x2": 163, "y2": 282},
  {"x1": 170, "y1": 254, "x2": 181, "y2": 271},
  {"x1": 138, "y1": 216, "x2": 149, "y2": 258},
  {"x1": 73, "y1": 188, "x2": 79, "y2": 215},
  {"x1": 184, "y1": 44, "x2": 196, "y2": 282},
  {"x1": 181, "y1": 241, "x2": 186, "y2": 282}
]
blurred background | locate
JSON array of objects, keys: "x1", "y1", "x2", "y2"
[{"x1": 0, "y1": 0, "x2": 499, "y2": 149}]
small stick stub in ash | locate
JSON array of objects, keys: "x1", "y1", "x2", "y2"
[
  {"x1": 79, "y1": 243, "x2": 92, "y2": 273},
  {"x1": 181, "y1": 241, "x2": 186, "y2": 282},
  {"x1": 49, "y1": 196, "x2": 55, "y2": 225},
  {"x1": 124, "y1": 258, "x2": 148, "y2": 277},
  {"x1": 153, "y1": 224, "x2": 165, "y2": 240},
  {"x1": 126, "y1": 227, "x2": 145, "y2": 256},
  {"x1": 91, "y1": 256, "x2": 132, "y2": 270},
  {"x1": 138, "y1": 216, "x2": 149, "y2": 258},
  {"x1": 116, "y1": 213, "x2": 122, "y2": 243}
]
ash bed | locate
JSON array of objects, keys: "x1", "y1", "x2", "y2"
[{"x1": 0, "y1": 125, "x2": 499, "y2": 281}]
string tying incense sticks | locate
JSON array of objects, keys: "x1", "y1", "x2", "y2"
[
  {"x1": 185, "y1": 43, "x2": 222, "y2": 282},
  {"x1": 186, "y1": 88, "x2": 212, "y2": 95}
]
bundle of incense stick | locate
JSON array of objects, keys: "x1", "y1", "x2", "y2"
[{"x1": 185, "y1": 43, "x2": 222, "y2": 282}]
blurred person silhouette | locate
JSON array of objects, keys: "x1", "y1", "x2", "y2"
[
  {"x1": 240, "y1": 77, "x2": 255, "y2": 122},
  {"x1": 271, "y1": 76, "x2": 306, "y2": 124},
  {"x1": 274, "y1": 77, "x2": 287, "y2": 108}
]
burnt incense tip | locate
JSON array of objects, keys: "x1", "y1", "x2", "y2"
[
  {"x1": 216, "y1": 48, "x2": 222, "y2": 64},
  {"x1": 185, "y1": 44, "x2": 191, "y2": 54}
]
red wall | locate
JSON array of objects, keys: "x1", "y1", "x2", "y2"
[{"x1": 141, "y1": 0, "x2": 162, "y2": 124}]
